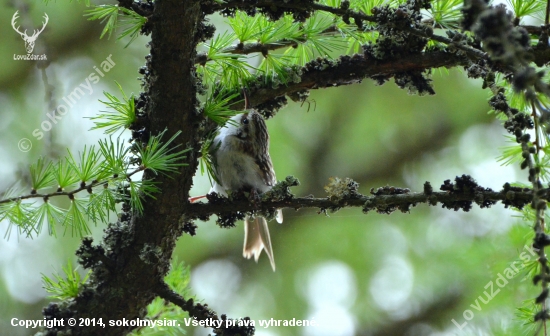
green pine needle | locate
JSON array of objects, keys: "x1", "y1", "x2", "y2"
[
  {"x1": 207, "y1": 31, "x2": 238, "y2": 56},
  {"x1": 203, "y1": 91, "x2": 241, "y2": 126},
  {"x1": 257, "y1": 15, "x2": 299, "y2": 45},
  {"x1": 165, "y1": 259, "x2": 191, "y2": 296},
  {"x1": 497, "y1": 136, "x2": 523, "y2": 166},
  {"x1": 507, "y1": 0, "x2": 545, "y2": 20},
  {"x1": 86, "y1": 188, "x2": 117, "y2": 224},
  {"x1": 31, "y1": 202, "x2": 65, "y2": 237},
  {"x1": 63, "y1": 198, "x2": 92, "y2": 237},
  {"x1": 220, "y1": 58, "x2": 254, "y2": 90},
  {"x1": 85, "y1": 5, "x2": 145, "y2": 46},
  {"x1": 42, "y1": 261, "x2": 90, "y2": 300},
  {"x1": 137, "y1": 130, "x2": 188, "y2": 176},
  {"x1": 85, "y1": 5, "x2": 120, "y2": 39},
  {"x1": 0, "y1": 132, "x2": 187, "y2": 238},
  {"x1": 129, "y1": 180, "x2": 160, "y2": 215},
  {"x1": 98, "y1": 137, "x2": 130, "y2": 179},
  {"x1": 229, "y1": 11, "x2": 262, "y2": 42},
  {"x1": 322, "y1": 0, "x2": 342, "y2": 7},
  {"x1": 199, "y1": 31, "x2": 254, "y2": 90},
  {"x1": 258, "y1": 54, "x2": 296, "y2": 84},
  {"x1": 284, "y1": 13, "x2": 345, "y2": 65},
  {"x1": 198, "y1": 56, "x2": 253, "y2": 90},
  {"x1": 118, "y1": 8, "x2": 147, "y2": 47},
  {"x1": 1, "y1": 200, "x2": 34, "y2": 238},
  {"x1": 199, "y1": 133, "x2": 221, "y2": 186},
  {"x1": 66, "y1": 146, "x2": 103, "y2": 184},
  {"x1": 428, "y1": 0, "x2": 463, "y2": 29},
  {"x1": 536, "y1": 153, "x2": 550, "y2": 182},
  {"x1": 30, "y1": 157, "x2": 55, "y2": 191},
  {"x1": 514, "y1": 306, "x2": 537, "y2": 335},
  {"x1": 55, "y1": 159, "x2": 80, "y2": 190},
  {"x1": 91, "y1": 82, "x2": 137, "y2": 135}
]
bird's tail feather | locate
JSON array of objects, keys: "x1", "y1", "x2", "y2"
[{"x1": 243, "y1": 216, "x2": 275, "y2": 271}]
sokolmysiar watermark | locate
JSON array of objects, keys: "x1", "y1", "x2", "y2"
[
  {"x1": 17, "y1": 54, "x2": 116, "y2": 152},
  {"x1": 451, "y1": 244, "x2": 539, "y2": 331},
  {"x1": 18, "y1": 138, "x2": 32, "y2": 152}
]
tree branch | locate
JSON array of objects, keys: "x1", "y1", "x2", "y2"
[
  {"x1": 523, "y1": 25, "x2": 548, "y2": 35},
  {"x1": 204, "y1": 0, "x2": 375, "y2": 21},
  {"x1": 229, "y1": 50, "x2": 469, "y2": 110},
  {"x1": 194, "y1": 30, "x2": 486, "y2": 66},
  {"x1": 156, "y1": 282, "x2": 254, "y2": 336},
  {"x1": 182, "y1": 177, "x2": 535, "y2": 223},
  {"x1": 202, "y1": 0, "x2": 487, "y2": 60},
  {"x1": 118, "y1": 0, "x2": 154, "y2": 17},
  {"x1": 42, "y1": 1, "x2": 208, "y2": 335},
  {"x1": 0, "y1": 167, "x2": 145, "y2": 205},
  {"x1": 210, "y1": 44, "x2": 550, "y2": 112},
  {"x1": 195, "y1": 26, "x2": 339, "y2": 65}
]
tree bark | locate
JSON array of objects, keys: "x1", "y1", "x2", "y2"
[{"x1": 43, "y1": 1, "x2": 204, "y2": 335}]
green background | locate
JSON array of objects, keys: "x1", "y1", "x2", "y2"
[{"x1": 0, "y1": 1, "x2": 537, "y2": 335}]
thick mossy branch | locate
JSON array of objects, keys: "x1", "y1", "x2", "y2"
[
  {"x1": 197, "y1": 0, "x2": 550, "y2": 114},
  {"x1": 41, "y1": 0, "x2": 208, "y2": 335},
  {"x1": 183, "y1": 176, "x2": 536, "y2": 224},
  {"x1": 226, "y1": 50, "x2": 468, "y2": 111},
  {"x1": 208, "y1": 45, "x2": 550, "y2": 112}
]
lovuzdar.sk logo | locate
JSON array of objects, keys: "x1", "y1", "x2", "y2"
[{"x1": 11, "y1": 10, "x2": 48, "y2": 61}]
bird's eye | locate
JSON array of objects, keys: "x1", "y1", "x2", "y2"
[{"x1": 242, "y1": 117, "x2": 249, "y2": 125}]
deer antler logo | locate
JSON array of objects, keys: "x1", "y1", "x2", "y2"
[{"x1": 11, "y1": 11, "x2": 49, "y2": 54}]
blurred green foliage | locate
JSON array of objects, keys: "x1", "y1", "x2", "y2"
[{"x1": 0, "y1": 0, "x2": 542, "y2": 335}]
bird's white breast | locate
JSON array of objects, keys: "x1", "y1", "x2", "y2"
[{"x1": 210, "y1": 133, "x2": 270, "y2": 195}]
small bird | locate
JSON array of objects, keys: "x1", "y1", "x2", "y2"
[{"x1": 209, "y1": 110, "x2": 282, "y2": 271}]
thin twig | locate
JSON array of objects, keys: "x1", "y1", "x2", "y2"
[{"x1": 0, "y1": 167, "x2": 145, "y2": 204}]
